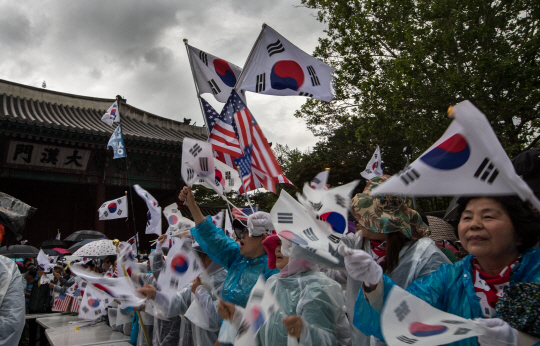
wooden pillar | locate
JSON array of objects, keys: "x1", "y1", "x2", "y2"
[{"x1": 95, "y1": 183, "x2": 105, "y2": 233}]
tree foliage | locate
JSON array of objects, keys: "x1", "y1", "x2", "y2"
[{"x1": 297, "y1": 0, "x2": 540, "y2": 166}]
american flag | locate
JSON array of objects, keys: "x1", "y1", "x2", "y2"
[
  {"x1": 232, "y1": 206, "x2": 258, "y2": 221},
  {"x1": 206, "y1": 97, "x2": 243, "y2": 157},
  {"x1": 234, "y1": 145, "x2": 253, "y2": 189},
  {"x1": 70, "y1": 297, "x2": 81, "y2": 313},
  {"x1": 203, "y1": 91, "x2": 293, "y2": 193},
  {"x1": 52, "y1": 294, "x2": 72, "y2": 312}
]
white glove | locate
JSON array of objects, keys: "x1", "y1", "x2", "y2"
[
  {"x1": 247, "y1": 211, "x2": 274, "y2": 237},
  {"x1": 338, "y1": 244, "x2": 382, "y2": 285},
  {"x1": 475, "y1": 318, "x2": 518, "y2": 346}
]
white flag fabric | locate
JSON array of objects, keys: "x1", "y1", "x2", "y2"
[
  {"x1": 163, "y1": 203, "x2": 183, "y2": 230},
  {"x1": 371, "y1": 101, "x2": 540, "y2": 211},
  {"x1": 212, "y1": 211, "x2": 224, "y2": 229},
  {"x1": 134, "y1": 184, "x2": 162, "y2": 235},
  {"x1": 98, "y1": 196, "x2": 128, "y2": 220},
  {"x1": 56, "y1": 231, "x2": 61, "y2": 240},
  {"x1": 127, "y1": 234, "x2": 138, "y2": 256},
  {"x1": 234, "y1": 276, "x2": 281, "y2": 346},
  {"x1": 236, "y1": 25, "x2": 334, "y2": 102},
  {"x1": 156, "y1": 237, "x2": 203, "y2": 298},
  {"x1": 270, "y1": 190, "x2": 340, "y2": 265},
  {"x1": 117, "y1": 241, "x2": 138, "y2": 277},
  {"x1": 361, "y1": 146, "x2": 384, "y2": 180},
  {"x1": 70, "y1": 265, "x2": 145, "y2": 308},
  {"x1": 182, "y1": 138, "x2": 222, "y2": 195},
  {"x1": 310, "y1": 170, "x2": 329, "y2": 190},
  {"x1": 381, "y1": 285, "x2": 483, "y2": 346},
  {"x1": 298, "y1": 180, "x2": 359, "y2": 234},
  {"x1": 224, "y1": 209, "x2": 233, "y2": 237},
  {"x1": 187, "y1": 44, "x2": 243, "y2": 103},
  {"x1": 194, "y1": 157, "x2": 242, "y2": 194},
  {"x1": 37, "y1": 249, "x2": 56, "y2": 272},
  {"x1": 78, "y1": 283, "x2": 109, "y2": 320},
  {"x1": 101, "y1": 101, "x2": 121, "y2": 126}
]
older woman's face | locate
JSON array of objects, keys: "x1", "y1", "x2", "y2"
[
  {"x1": 458, "y1": 198, "x2": 520, "y2": 261},
  {"x1": 275, "y1": 240, "x2": 289, "y2": 270}
]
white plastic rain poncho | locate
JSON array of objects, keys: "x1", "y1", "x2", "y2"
[
  {"x1": 154, "y1": 261, "x2": 228, "y2": 345},
  {"x1": 256, "y1": 268, "x2": 352, "y2": 346},
  {"x1": 0, "y1": 255, "x2": 25, "y2": 345}
]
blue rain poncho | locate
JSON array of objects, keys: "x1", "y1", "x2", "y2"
[
  {"x1": 0, "y1": 255, "x2": 25, "y2": 346},
  {"x1": 190, "y1": 216, "x2": 278, "y2": 307},
  {"x1": 353, "y1": 247, "x2": 540, "y2": 346},
  {"x1": 256, "y1": 269, "x2": 351, "y2": 346}
]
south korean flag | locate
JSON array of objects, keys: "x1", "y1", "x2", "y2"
[
  {"x1": 371, "y1": 101, "x2": 540, "y2": 211},
  {"x1": 134, "y1": 185, "x2": 162, "y2": 236},
  {"x1": 101, "y1": 100, "x2": 120, "y2": 126},
  {"x1": 236, "y1": 24, "x2": 334, "y2": 102},
  {"x1": 98, "y1": 196, "x2": 128, "y2": 220},
  {"x1": 182, "y1": 138, "x2": 222, "y2": 195}
]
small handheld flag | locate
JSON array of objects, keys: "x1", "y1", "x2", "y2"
[
  {"x1": 361, "y1": 146, "x2": 383, "y2": 180},
  {"x1": 98, "y1": 196, "x2": 128, "y2": 220},
  {"x1": 134, "y1": 185, "x2": 162, "y2": 236}
]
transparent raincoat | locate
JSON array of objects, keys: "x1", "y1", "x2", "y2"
[
  {"x1": 256, "y1": 268, "x2": 352, "y2": 346},
  {"x1": 190, "y1": 216, "x2": 278, "y2": 307},
  {"x1": 0, "y1": 255, "x2": 25, "y2": 345},
  {"x1": 353, "y1": 247, "x2": 540, "y2": 346}
]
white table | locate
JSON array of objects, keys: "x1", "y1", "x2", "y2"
[
  {"x1": 37, "y1": 314, "x2": 84, "y2": 329},
  {"x1": 25, "y1": 312, "x2": 64, "y2": 320},
  {"x1": 45, "y1": 324, "x2": 130, "y2": 346}
]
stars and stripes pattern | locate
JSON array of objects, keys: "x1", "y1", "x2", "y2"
[
  {"x1": 232, "y1": 206, "x2": 258, "y2": 221},
  {"x1": 53, "y1": 294, "x2": 72, "y2": 312},
  {"x1": 234, "y1": 145, "x2": 254, "y2": 189},
  {"x1": 207, "y1": 96, "x2": 243, "y2": 157},
  {"x1": 70, "y1": 297, "x2": 81, "y2": 313},
  {"x1": 203, "y1": 91, "x2": 293, "y2": 193}
]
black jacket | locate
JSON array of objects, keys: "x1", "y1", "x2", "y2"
[{"x1": 28, "y1": 278, "x2": 52, "y2": 313}]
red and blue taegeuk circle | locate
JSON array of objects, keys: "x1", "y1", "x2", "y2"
[
  {"x1": 108, "y1": 202, "x2": 117, "y2": 213},
  {"x1": 420, "y1": 134, "x2": 470, "y2": 170},
  {"x1": 279, "y1": 231, "x2": 308, "y2": 246},
  {"x1": 319, "y1": 212, "x2": 347, "y2": 234},
  {"x1": 88, "y1": 299, "x2": 100, "y2": 308},
  {"x1": 170, "y1": 254, "x2": 189, "y2": 274},
  {"x1": 215, "y1": 169, "x2": 223, "y2": 184},
  {"x1": 409, "y1": 322, "x2": 448, "y2": 337},
  {"x1": 250, "y1": 305, "x2": 266, "y2": 330},
  {"x1": 214, "y1": 59, "x2": 237, "y2": 87},
  {"x1": 168, "y1": 215, "x2": 179, "y2": 225},
  {"x1": 270, "y1": 60, "x2": 304, "y2": 91}
]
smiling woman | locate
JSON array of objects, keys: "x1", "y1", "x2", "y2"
[{"x1": 348, "y1": 195, "x2": 540, "y2": 346}]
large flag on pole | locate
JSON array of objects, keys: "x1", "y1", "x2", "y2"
[
  {"x1": 371, "y1": 101, "x2": 540, "y2": 211},
  {"x1": 187, "y1": 44, "x2": 242, "y2": 103},
  {"x1": 361, "y1": 145, "x2": 383, "y2": 180},
  {"x1": 101, "y1": 101, "x2": 120, "y2": 126},
  {"x1": 133, "y1": 185, "x2": 162, "y2": 236},
  {"x1": 107, "y1": 124, "x2": 126, "y2": 159},
  {"x1": 235, "y1": 24, "x2": 334, "y2": 101},
  {"x1": 98, "y1": 196, "x2": 128, "y2": 220}
]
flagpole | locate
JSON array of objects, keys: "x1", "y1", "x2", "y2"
[
  {"x1": 116, "y1": 96, "x2": 139, "y2": 252},
  {"x1": 236, "y1": 166, "x2": 255, "y2": 213},
  {"x1": 183, "y1": 39, "x2": 210, "y2": 137},
  {"x1": 234, "y1": 23, "x2": 267, "y2": 92}
]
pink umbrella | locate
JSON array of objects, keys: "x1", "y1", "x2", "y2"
[{"x1": 52, "y1": 248, "x2": 70, "y2": 254}]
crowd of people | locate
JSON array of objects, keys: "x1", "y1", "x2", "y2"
[{"x1": 0, "y1": 148, "x2": 539, "y2": 346}]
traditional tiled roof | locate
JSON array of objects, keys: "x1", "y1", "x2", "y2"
[{"x1": 0, "y1": 79, "x2": 207, "y2": 145}]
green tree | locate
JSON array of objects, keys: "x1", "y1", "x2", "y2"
[{"x1": 298, "y1": 0, "x2": 540, "y2": 164}]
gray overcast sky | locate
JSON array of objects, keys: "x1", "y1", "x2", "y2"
[{"x1": 0, "y1": 0, "x2": 327, "y2": 151}]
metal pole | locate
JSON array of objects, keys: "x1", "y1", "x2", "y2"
[{"x1": 183, "y1": 39, "x2": 210, "y2": 137}]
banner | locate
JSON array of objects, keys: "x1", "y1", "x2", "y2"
[
  {"x1": 107, "y1": 124, "x2": 126, "y2": 159},
  {"x1": 98, "y1": 196, "x2": 128, "y2": 220}
]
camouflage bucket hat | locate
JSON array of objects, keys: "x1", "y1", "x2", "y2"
[{"x1": 351, "y1": 175, "x2": 422, "y2": 239}]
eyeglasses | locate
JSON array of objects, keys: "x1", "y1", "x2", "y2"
[{"x1": 234, "y1": 227, "x2": 249, "y2": 239}]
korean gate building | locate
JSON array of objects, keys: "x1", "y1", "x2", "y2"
[{"x1": 0, "y1": 79, "x2": 208, "y2": 250}]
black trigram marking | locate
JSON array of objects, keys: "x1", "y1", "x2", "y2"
[
  {"x1": 225, "y1": 171, "x2": 231, "y2": 179},
  {"x1": 94, "y1": 309, "x2": 102, "y2": 316},
  {"x1": 335, "y1": 195, "x2": 347, "y2": 208},
  {"x1": 454, "y1": 328, "x2": 471, "y2": 335},
  {"x1": 267, "y1": 39, "x2": 285, "y2": 57},
  {"x1": 104, "y1": 211, "x2": 109, "y2": 217},
  {"x1": 396, "y1": 335, "x2": 417, "y2": 344},
  {"x1": 302, "y1": 227, "x2": 319, "y2": 241},
  {"x1": 101, "y1": 203, "x2": 107, "y2": 208},
  {"x1": 199, "y1": 51, "x2": 208, "y2": 66},
  {"x1": 82, "y1": 306, "x2": 89, "y2": 314},
  {"x1": 312, "y1": 177, "x2": 321, "y2": 185},
  {"x1": 207, "y1": 79, "x2": 221, "y2": 95},
  {"x1": 307, "y1": 65, "x2": 320, "y2": 86},
  {"x1": 311, "y1": 202, "x2": 323, "y2": 211},
  {"x1": 228, "y1": 179, "x2": 235, "y2": 186},
  {"x1": 170, "y1": 277, "x2": 179, "y2": 290},
  {"x1": 117, "y1": 209, "x2": 123, "y2": 216},
  {"x1": 256, "y1": 73, "x2": 266, "y2": 92},
  {"x1": 299, "y1": 92, "x2": 313, "y2": 97},
  {"x1": 277, "y1": 212, "x2": 293, "y2": 223},
  {"x1": 190, "y1": 143, "x2": 202, "y2": 157},
  {"x1": 394, "y1": 300, "x2": 410, "y2": 322},
  {"x1": 305, "y1": 246, "x2": 318, "y2": 253},
  {"x1": 474, "y1": 158, "x2": 499, "y2": 184},
  {"x1": 440, "y1": 320, "x2": 465, "y2": 325},
  {"x1": 399, "y1": 167, "x2": 421, "y2": 186},
  {"x1": 199, "y1": 157, "x2": 209, "y2": 171},
  {"x1": 117, "y1": 198, "x2": 122, "y2": 204},
  {"x1": 251, "y1": 290, "x2": 264, "y2": 301},
  {"x1": 237, "y1": 321, "x2": 249, "y2": 337},
  {"x1": 328, "y1": 234, "x2": 341, "y2": 244},
  {"x1": 187, "y1": 168, "x2": 195, "y2": 181}
]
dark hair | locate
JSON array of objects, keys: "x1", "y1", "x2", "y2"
[
  {"x1": 23, "y1": 257, "x2": 32, "y2": 265},
  {"x1": 363, "y1": 231, "x2": 411, "y2": 274},
  {"x1": 27, "y1": 269, "x2": 37, "y2": 278},
  {"x1": 455, "y1": 196, "x2": 540, "y2": 253},
  {"x1": 104, "y1": 255, "x2": 117, "y2": 263}
]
